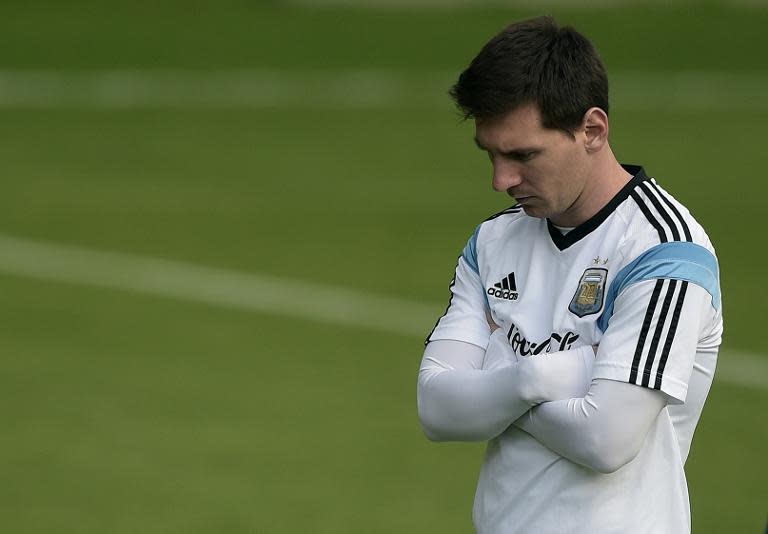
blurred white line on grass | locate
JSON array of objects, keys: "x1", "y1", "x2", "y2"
[
  {"x1": 0, "y1": 70, "x2": 767, "y2": 111},
  {"x1": 0, "y1": 233, "x2": 437, "y2": 339},
  {"x1": 0, "y1": 233, "x2": 764, "y2": 389}
]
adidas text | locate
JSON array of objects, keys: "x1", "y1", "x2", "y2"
[{"x1": 487, "y1": 287, "x2": 519, "y2": 301}]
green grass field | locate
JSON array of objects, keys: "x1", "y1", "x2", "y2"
[{"x1": 1, "y1": 2, "x2": 766, "y2": 532}]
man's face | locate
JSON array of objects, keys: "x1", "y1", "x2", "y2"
[{"x1": 474, "y1": 104, "x2": 589, "y2": 226}]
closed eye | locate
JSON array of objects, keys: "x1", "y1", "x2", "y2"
[
  {"x1": 503, "y1": 150, "x2": 539, "y2": 162},
  {"x1": 473, "y1": 138, "x2": 540, "y2": 162}
]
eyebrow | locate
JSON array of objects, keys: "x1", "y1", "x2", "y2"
[{"x1": 473, "y1": 137, "x2": 540, "y2": 156}]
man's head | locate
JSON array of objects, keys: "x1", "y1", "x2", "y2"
[{"x1": 451, "y1": 17, "x2": 622, "y2": 227}]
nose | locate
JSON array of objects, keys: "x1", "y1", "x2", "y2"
[{"x1": 491, "y1": 158, "x2": 524, "y2": 192}]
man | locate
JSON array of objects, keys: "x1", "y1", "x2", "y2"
[{"x1": 417, "y1": 17, "x2": 722, "y2": 534}]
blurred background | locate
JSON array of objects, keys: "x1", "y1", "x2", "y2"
[{"x1": 1, "y1": 1, "x2": 766, "y2": 532}]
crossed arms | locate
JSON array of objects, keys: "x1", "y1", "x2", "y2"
[{"x1": 417, "y1": 331, "x2": 668, "y2": 474}]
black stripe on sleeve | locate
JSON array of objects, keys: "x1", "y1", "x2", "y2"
[
  {"x1": 630, "y1": 190, "x2": 667, "y2": 243},
  {"x1": 639, "y1": 182, "x2": 680, "y2": 241},
  {"x1": 641, "y1": 279, "x2": 678, "y2": 387},
  {"x1": 654, "y1": 281, "x2": 689, "y2": 390},
  {"x1": 648, "y1": 181, "x2": 693, "y2": 242},
  {"x1": 424, "y1": 270, "x2": 457, "y2": 346},
  {"x1": 630, "y1": 279, "x2": 666, "y2": 384}
]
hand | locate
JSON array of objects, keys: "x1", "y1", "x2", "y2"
[
  {"x1": 518, "y1": 346, "x2": 594, "y2": 404},
  {"x1": 482, "y1": 328, "x2": 518, "y2": 370}
]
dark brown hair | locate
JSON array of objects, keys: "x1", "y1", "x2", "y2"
[{"x1": 449, "y1": 16, "x2": 609, "y2": 133}]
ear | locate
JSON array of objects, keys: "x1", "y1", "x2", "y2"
[{"x1": 581, "y1": 107, "x2": 609, "y2": 153}]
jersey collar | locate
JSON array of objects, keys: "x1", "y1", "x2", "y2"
[{"x1": 547, "y1": 164, "x2": 649, "y2": 251}]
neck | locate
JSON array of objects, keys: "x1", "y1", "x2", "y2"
[{"x1": 550, "y1": 150, "x2": 632, "y2": 227}]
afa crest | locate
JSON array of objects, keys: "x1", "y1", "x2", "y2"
[{"x1": 568, "y1": 268, "x2": 607, "y2": 317}]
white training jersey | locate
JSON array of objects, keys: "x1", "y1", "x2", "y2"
[{"x1": 426, "y1": 165, "x2": 723, "y2": 534}]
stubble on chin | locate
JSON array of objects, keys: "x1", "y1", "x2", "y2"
[
  {"x1": 519, "y1": 204, "x2": 548, "y2": 220},
  {"x1": 516, "y1": 197, "x2": 550, "y2": 220}
]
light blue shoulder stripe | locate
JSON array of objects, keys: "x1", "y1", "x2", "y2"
[
  {"x1": 597, "y1": 242, "x2": 720, "y2": 332},
  {"x1": 461, "y1": 224, "x2": 482, "y2": 275}
]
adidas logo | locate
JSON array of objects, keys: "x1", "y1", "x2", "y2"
[{"x1": 487, "y1": 272, "x2": 519, "y2": 301}]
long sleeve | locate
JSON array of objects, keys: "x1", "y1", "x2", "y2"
[
  {"x1": 417, "y1": 330, "x2": 594, "y2": 442},
  {"x1": 513, "y1": 347, "x2": 718, "y2": 473},
  {"x1": 514, "y1": 378, "x2": 667, "y2": 473},
  {"x1": 514, "y1": 266, "x2": 722, "y2": 473}
]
